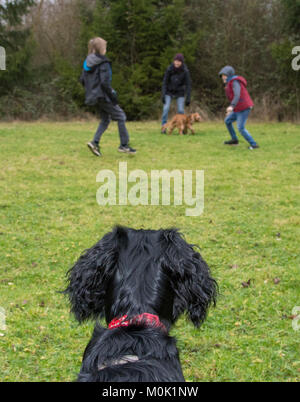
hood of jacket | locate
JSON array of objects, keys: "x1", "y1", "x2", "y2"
[
  {"x1": 219, "y1": 65, "x2": 235, "y2": 79},
  {"x1": 219, "y1": 66, "x2": 248, "y2": 86},
  {"x1": 84, "y1": 53, "x2": 108, "y2": 71}
]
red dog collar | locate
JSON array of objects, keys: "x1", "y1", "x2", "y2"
[{"x1": 108, "y1": 313, "x2": 167, "y2": 333}]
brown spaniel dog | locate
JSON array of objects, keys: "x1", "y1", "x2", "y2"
[{"x1": 162, "y1": 113, "x2": 203, "y2": 135}]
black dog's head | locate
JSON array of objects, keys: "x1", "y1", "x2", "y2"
[{"x1": 64, "y1": 226, "x2": 217, "y2": 329}]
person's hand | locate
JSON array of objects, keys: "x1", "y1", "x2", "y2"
[
  {"x1": 111, "y1": 89, "x2": 118, "y2": 105},
  {"x1": 226, "y1": 106, "x2": 234, "y2": 115}
]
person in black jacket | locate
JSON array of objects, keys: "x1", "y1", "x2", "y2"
[
  {"x1": 80, "y1": 37, "x2": 136, "y2": 156},
  {"x1": 161, "y1": 54, "x2": 191, "y2": 133}
]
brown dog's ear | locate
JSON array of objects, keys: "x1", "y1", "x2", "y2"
[{"x1": 186, "y1": 114, "x2": 192, "y2": 123}]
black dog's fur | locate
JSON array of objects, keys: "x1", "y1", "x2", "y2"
[{"x1": 64, "y1": 226, "x2": 217, "y2": 382}]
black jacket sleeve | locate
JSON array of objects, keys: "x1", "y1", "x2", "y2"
[
  {"x1": 162, "y1": 67, "x2": 170, "y2": 98},
  {"x1": 185, "y1": 67, "x2": 192, "y2": 103},
  {"x1": 99, "y1": 62, "x2": 117, "y2": 104}
]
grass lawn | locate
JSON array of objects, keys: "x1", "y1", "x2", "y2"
[{"x1": 0, "y1": 119, "x2": 299, "y2": 382}]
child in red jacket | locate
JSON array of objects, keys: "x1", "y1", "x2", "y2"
[{"x1": 219, "y1": 66, "x2": 259, "y2": 149}]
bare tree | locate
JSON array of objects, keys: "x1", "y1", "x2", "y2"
[{"x1": 29, "y1": 0, "x2": 83, "y2": 67}]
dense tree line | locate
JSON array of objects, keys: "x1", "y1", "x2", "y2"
[{"x1": 0, "y1": 0, "x2": 299, "y2": 121}]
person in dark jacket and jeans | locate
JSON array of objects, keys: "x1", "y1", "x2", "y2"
[
  {"x1": 219, "y1": 66, "x2": 259, "y2": 149},
  {"x1": 161, "y1": 54, "x2": 191, "y2": 133},
  {"x1": 80, "y1": 37, "x2": 136, "y2": 156}
]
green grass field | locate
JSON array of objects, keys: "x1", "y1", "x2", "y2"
[{"x1": 0, "y1": 120, "x2": 299, "y2": 382}]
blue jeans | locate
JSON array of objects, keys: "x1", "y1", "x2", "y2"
[
  {"x1": 224, "y1": 108, "x2": 257, "y2": 146},
  {"x1": 161, "y1": 95, "x2": 185, "y2": 126}
]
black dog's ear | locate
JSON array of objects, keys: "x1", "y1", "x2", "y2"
[
  {"x1": 160, "y1": 229, "x2": 217, "y2": 327},
  {"x1": 64, "y1": 226, "x2": 127, "y2": 322}
]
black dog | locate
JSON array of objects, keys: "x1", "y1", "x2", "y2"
[{"x1": 64, "y1": 226, "x2": 217, "y2": 382}]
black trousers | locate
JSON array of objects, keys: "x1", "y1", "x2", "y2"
[{"x1": 93, "y1": 101, "x2": 129, "y2": 146}]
